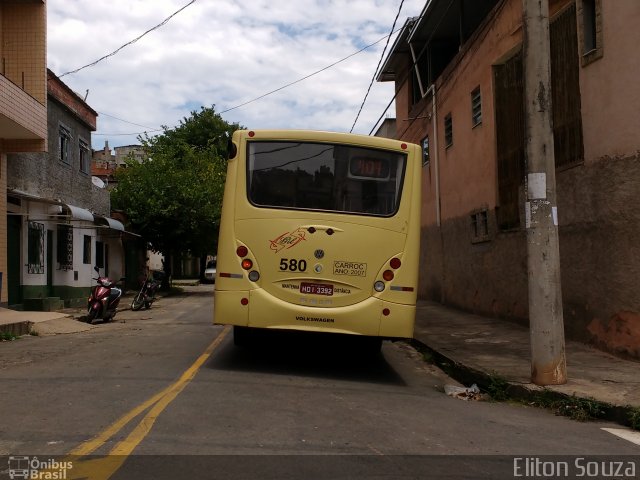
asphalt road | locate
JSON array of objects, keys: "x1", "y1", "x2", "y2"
[{"x1": 0, "y1": 285, "x2": 638, "y2": 479}]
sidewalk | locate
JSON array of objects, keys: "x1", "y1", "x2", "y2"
[
  {"x1": 0, "y1": 291, "x2": 137, "y2": 336},
  {"x1": 0, "y1": 281, "x2": 198, "y2": 335},
  {"x1": 413, "y1": 300, "x2": 640, "y2": 427}
]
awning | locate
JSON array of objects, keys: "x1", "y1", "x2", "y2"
[
  {"x1": 47, "y1": 203, "x2": 94, "y2": 222},
  {"x1": 66, "y1": 204, "x2": 94, "y2": 222},
  {"x1": 94, "y1": 215, "x2": 125, "y2": 232}
]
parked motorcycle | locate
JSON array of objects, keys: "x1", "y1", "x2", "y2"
[
  {"x1": 131, "y1": 274, "x2": 160, "y2": 311},
  {"x1": 86, "y1": 266, "x2": 124, "y2": 323}
]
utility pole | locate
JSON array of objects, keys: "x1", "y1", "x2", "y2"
[{"x1": 521, "y1": 0, "x2": 567, "y2": 385}]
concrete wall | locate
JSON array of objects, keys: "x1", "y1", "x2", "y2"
[{"x1": 7, "y1": 97, "x2": 109, "y2": 215}]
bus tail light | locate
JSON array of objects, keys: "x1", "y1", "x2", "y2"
[
  {"x1": 237, "y1": 246, "x2": 248, "y2": 257},
  {"x1": 241, "y1": 298, "x2": 249, "y2": 305},
  {"x1": 241, "y1": 259, "x2": 253, "y2": 270},
  {"x1": 383, "y1": 270, "x2": 394, "y2": 281},
  {"x1": 383, "y1": 308, "x2": 390, "y2": 316},
  {"x1": 390, "y1": 257, "x2": 401, "y2": 269}
]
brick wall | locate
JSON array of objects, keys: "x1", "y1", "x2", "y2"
[
  {"x1": 47, "y1": 70, "x2": 97, "y2": 130},
  {"x1": 1, "y1": 2, "x2": 46, "y2": 104}
]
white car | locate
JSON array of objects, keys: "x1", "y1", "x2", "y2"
[{"x1": 204, "y1": 260, "x2": 216, "y2": 283}]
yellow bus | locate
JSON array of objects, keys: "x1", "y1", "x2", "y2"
[{"x1": 214, "y1": 129, "x2": 421, "y2": 349}]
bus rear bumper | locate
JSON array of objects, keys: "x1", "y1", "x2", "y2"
[{"x1": 214, "y1": 289, "x2": 415, "y2": 339}]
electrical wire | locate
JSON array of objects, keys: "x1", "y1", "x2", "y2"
[
  {"x1": 350, "y1": 0, "x2": 405, "y2": 133},
  {"x1": 59, "y1": 0, "x2": 196, "y2": 78},
  {"x1": 97, "y1": 111, "x2": 159, "y2": 130},
  {"x1": 218, "y1": 30, "x2": 398, "y2": 116}
]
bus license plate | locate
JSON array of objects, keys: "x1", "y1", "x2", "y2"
[{"x1": 300, "y1": 282, "x2": 333, "y2": 296}]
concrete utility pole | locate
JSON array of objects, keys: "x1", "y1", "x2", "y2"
[{"x1": 521, "y1": 0, "x2": 567, "y2": 385}]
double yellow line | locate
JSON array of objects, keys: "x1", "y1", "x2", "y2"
[{"x1": 58, "y1": 326, "x2": 230, "y2": 480}]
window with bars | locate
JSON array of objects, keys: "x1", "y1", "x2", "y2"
[
  {"x1": 57, "y1": 224, "x2": 73, "y2": 270},
  {"x1": 471, "y1": 87, "x2": 482, "y2": 127},
  {"x1": 470, "y1": 210, "x2": 490, "y2": 243},
  {"x1": 444, "y1": 113, "x2": 453, "y2": 148},
  {"x1": 28, "y1": 222, "x2": 45, "y2": 274},
  {"x1": 79, "y1": 139, "x2": 91, "y2": 174},
  {"x1": 59, "y1": 125, "x2": 71, "y2": 164}
]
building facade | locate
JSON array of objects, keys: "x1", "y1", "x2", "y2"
[
  {"x1": 0, "y1": 0, "x2": 47, "y2": 306},
  {"x1": 6, "y1": 70, "x2": 125, "y2": 309},
  {"x1": 379, "y1": 0, "x2": 640, "y2": 358},
  {"x1": 91, "y1": 143, "x2": 145, "y2": 189}
]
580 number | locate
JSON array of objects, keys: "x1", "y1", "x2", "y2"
[{"x1": 279, "y1": 258, "x2": 307, "y2": 272}]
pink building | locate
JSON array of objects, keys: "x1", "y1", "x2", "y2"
[{"x1": 378, "y1": 0, "x2": 640, "y2": 359}]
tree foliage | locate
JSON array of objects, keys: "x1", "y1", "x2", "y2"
[{"x1": 111, "y1": 106, "x2": 241, "y2": 262}]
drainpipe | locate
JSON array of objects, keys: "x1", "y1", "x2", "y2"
[
  {"x1": 409, "y1": 40, "x2": 440, "y2": 226},
  {"x1": 423, "y1": 84, "x2": 440, "y2": 226},
  {"x1": 409, "y1": 44, "x2": 426, "y2": 98}
]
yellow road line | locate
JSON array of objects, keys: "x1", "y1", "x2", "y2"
[
  {"x1": 63, "y1": 326, "x2": 230, "y2": 479},
  {"x1": 109, "y1": 327, "x2": 229, "y2": 455}
]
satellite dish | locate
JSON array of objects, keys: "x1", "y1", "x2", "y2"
[{"x1": 92, "y1": 176, "x2": 106, "y2": 188}]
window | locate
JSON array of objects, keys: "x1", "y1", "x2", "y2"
[
  {"x1": 57, "y1": 224, "x2": 73, "y2": 270},
  {"x1": 83, "y1": 235, "x2": 92, "y2": 264},
  {"x1": 583, "y1": 0, "x2": 596, "y2": 52},
  {"x1": 422, "y1": 136, "x2": 430, "y2": 167},
  {"x1": 247, "y1": 141, "x2": 406, "y2": 217},
  {"x1": 59, "y1": 125, "x2": 71, "y2": 164},
  {"x1": 470, "y1": 210, "x2": 490, "y2": 243},
  {"x1": 444, "y1": 113, "x2": 453, "y2": 148},
  {"x1": 579, "y1": 0, "x2": 603, "y2": 66},
  {"x1": 550, "y1": 3, "x2": 585, "y2": 168},
  {"x1": 96, "y1": 241, "x2": 105, "y2": 268},
  {"x1": 28, "y1": 222, "x2": 45, "y2": 274},
  {"x1": 79, "y1": 139, "x2": 91, "y2": 174},
  {"x1": 471, "y1": 87, "x2": 482, "y2": 127}
]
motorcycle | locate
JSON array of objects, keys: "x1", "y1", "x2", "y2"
[
  {"x1": 131, "y1": 274, "x2": 160, "y2": 311},
  {"x1": 86, "y1": 266, "x2": 124, "y2": 323}
]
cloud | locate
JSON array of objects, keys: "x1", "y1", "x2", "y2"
[{"x1": 47, "y1": 0, "x2": 425, "y2": 148}]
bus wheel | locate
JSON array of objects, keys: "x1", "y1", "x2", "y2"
[
  {"x1": 361, "y1": 337, "x2": 382, "y2": 355},
  {"x1": 233, "y1": 326, "x2": 251, "y2": 347}
]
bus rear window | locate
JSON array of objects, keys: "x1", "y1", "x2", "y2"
[{"x1": 247, "y1": 141, "x2": 406, "y2": 216}]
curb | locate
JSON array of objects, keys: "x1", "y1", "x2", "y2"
[{"x1": 409, "y1": 338, "x2": 637, "y2": 430}]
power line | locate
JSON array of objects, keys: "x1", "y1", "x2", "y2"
[
  {"x1": 59, "y1": 0, "x2": 196, "y2": 78},
  {"x1": 350, "y1": 0, "x2": 405, "y2": 133},
  {"x1": 218, "y1": 30, "x2": 398, "y2": 116},
  {"x1": 97, "y1": 111, "x2": 160, "y2": 130}
]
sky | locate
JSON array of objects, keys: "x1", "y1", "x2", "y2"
[{"x1": 47, "y1": 0, "x2": 427, "y2": 150}]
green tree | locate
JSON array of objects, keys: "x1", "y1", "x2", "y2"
[{"x1": 111, "y1": 106, "x2": 241, "y2": 282}]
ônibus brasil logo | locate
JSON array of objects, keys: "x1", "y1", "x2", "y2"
[{"x1": 6, "y1": 456, "x2": 73, "y2": 480}]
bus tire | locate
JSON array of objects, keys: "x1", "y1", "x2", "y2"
[
  {"x1": 233, "y1": 326, "x2": 251, "y2": 347},
  {"x1": 361, "y1": 337, "x2": 382, "y2": 355}
]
